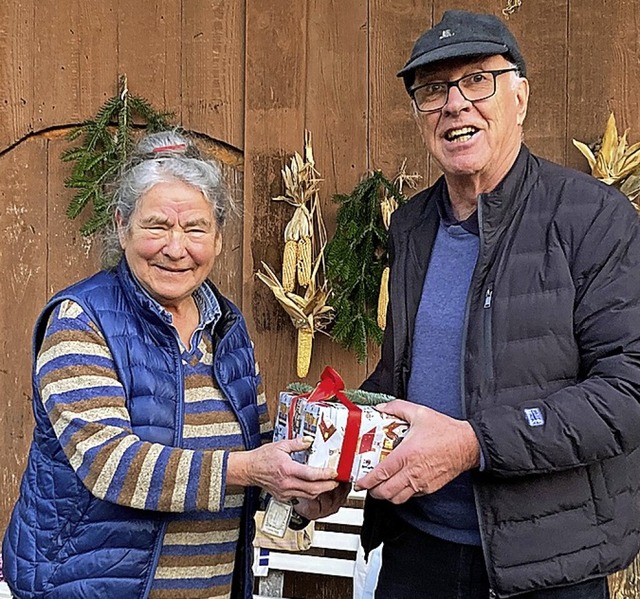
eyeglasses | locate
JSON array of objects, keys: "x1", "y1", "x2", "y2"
[{"x1": 409, "y1": 68, "x2": 519, "y2": 113}]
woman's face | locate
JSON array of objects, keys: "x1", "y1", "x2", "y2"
[{"x1": 117, "y1": 180, "x2": 222, "y2": 311}]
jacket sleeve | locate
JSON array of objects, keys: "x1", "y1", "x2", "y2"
[
  {"x1": 38, "y1": 301, "x2": 233, "y2": 512},
  {"x1": 470, "y1": 193, "x2": 640, "y2": 476}
]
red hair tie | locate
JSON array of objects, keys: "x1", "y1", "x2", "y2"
[{"x1": 152, "y1": 143, "x2": 187, "y2": 153}]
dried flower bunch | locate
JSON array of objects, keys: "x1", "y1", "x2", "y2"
[
  {"x1": 573, "y1": 112, "x2": 640, "y2": 212},
  {"x1": 256, "y1": 132, "x2": 333, "y2": 379}
]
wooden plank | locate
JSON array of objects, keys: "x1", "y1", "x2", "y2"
[
  {"x1": 118, "y1": 0, "x2": 182, "y2": 118},
  {"x1": 312, "y1": 530, "x2": 361, "y2": 551},
  {"x1": 567, "y1": 0, "x2": 640, "y2": 171},
  {"x1": 369, "y1": 0, "x2": 434, "y2": 376},
  {"x1": 0, "y1": 0, "x2": 34, "y2": 150},
  {"x1": 0, "y1": 138, "x2": 48, "y2": 532},
  {"x1": 209, "y1": 162, "x2": 244, "y2": 305},
  {"x1": 244, "y1": 1, "x2": 308, "y2": 409},
  {"x1": 491, "y1": 2, "x2": 568, "y2": 164},
  {"x1": 318, "y1": 507, "x2": 365, "y2": 527},
  {"x1": 268, "y1": 553, "x2": 355, "y2": 578},
  {"x1": 301, "y1": 0, "x2": 369, "y2": 388},
  {"x1": 182, "y1": 0, "x2": 245, "y2": 149},
  {"x1": 369, "y1": 0, "x2": 432, "y2": 178},
  {"x1": 45, "y1": 134, "x2": 101, "y2": 296},
  {"x1": 33, "y1": 0, "x2": 118, "y2": 131}
]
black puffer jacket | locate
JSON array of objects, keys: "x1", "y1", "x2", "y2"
[{"x1": 361, "y1": 146, "x2": 640, "y2": 597}]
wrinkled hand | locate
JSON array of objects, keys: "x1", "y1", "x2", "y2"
[
  {"x1": 227, "y1": 437, "x2": 339, "y2": 502},
  {"x1": 354, "y1": 400, "x2": 480, "y2": 505},
  {"x1": 294, "y1": 481, "x2": 351, "y2": 520}
]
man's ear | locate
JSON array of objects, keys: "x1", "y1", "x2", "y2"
[{"x1": 515, "y1": 77, "x2": 530, "y2": 127}]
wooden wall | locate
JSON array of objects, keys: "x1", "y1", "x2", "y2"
[{"x1": 1, "y1": 1, "x2": 639, "y2": 596}]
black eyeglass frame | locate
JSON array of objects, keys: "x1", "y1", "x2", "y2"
[{"x1": 409, "y1": 68, "x2": 519, "y2": 113}]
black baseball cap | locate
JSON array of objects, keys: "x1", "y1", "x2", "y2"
[{"x1": 398, "y1": 10, "x2": 527, "y2": 89}]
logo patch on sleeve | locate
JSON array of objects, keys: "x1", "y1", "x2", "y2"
[{"x1": 524, "y1": 408, "x2": 545, "y2": 427}]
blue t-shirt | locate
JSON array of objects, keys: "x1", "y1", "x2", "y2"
[{"x1": 397, "y1": 214, "x2": 481, "y2": 545}]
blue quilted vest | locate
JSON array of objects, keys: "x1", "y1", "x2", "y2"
[{"x1": 3, "y1": 260, "x2": 262, "y2": 599}]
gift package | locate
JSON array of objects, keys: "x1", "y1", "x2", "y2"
[{"x1": 273, "y1": 367, "x2": 409, "y2": 482}]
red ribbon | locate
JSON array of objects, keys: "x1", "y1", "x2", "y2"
[
  {"x1": 288, "y1": 367, "x2": 362, "y2": 482},
  {"x1": 152, "y1": 143, "x2": 187, "y2": 153}
]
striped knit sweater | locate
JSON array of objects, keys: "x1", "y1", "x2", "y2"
[{"x1": 36, "y1": 296, "x2": 271, "y2": 599}]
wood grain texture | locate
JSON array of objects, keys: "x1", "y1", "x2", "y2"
[
  {"x1": 501, "y1": 1, "x2": 568, "y2": 164},
  {"x1": 244, "y1": 0, "x2": 308, "y2": 411},
  {"x1": 369, "y1": 0, "x2": 432, "y2": 179},
  {"x1": 302, "y1": 0, "x2": 369, "y2": 390},
  {"x1": 182, "y1": 0, "x2": 245, "y2": 149},
  {"x1": 209, "y1": 162, "x2": 244, "y2": 304},
  {"x1": 567, "y1": 0, "x2": 640, "y2": 171},
  {"x1": 45, "y1": 134, "x2": 101, "y2": 295},
  {"x1": 33, "y1": 0, "x2": 118, "y2": 131},
  {"x1": 369, "y1": 0, "x2": 434, "y2": 374},
  {"x1": 0, "y1": 138, "x2": 48, "y2": 532},
  {"x1": 118, "y1": 0, "x2": 182, "y2": 118},
  {"x1": 0, "y1": 0, "x2": 34, "y2": 151}
]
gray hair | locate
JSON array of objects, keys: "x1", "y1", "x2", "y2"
[{"x1": 102, "y1": 130, "x2": 232, "y2": 269}]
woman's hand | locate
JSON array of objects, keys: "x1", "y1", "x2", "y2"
[
  {"x1": 293, "y1": 481, "x2": 351, "y2": 520},
  {"x1": 226, "y1": 437, "x2": 339, "y2": 502}
]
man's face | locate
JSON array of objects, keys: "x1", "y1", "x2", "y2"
[{"x1": 411, "y1": 55, "x2": 529, "y2": 186}]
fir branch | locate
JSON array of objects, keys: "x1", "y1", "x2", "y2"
[
  {"x1": 62, "y1": 75, "x2": 173, "y2": 236},
  {"x1": 285, "y1": 382, "x2": 395, "y2": 405},
  {"x1": 326, "y1": 170, "x2": 407, "y2": 361}
]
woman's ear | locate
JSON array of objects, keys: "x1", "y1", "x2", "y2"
[{"x1": 115, "y1": 210, "x2": 127, "y2": 249}]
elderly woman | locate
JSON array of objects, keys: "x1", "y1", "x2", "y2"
[{"x1": 2, "y1": 131, "x2": 344, "y2": 599}]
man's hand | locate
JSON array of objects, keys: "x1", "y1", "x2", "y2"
[
  {"x1": 294, "y1": 481, "x2": 351, "y2": 520},
  {"x1": 354, "y1": 400, "x2": 480, "y2": 504},
  {"x1": 227, "y1": 437, "x2": 339, "y2": 502}
]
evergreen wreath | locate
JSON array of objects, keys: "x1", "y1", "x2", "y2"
[
  {"x1": 326, "y1": 171, "x2": 406, "y2": 361},
  {"x1": 62, "y1": 75, "x2": 173, "y2": 235}
]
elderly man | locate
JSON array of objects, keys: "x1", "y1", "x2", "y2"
[{"x1": 356, "y1": 10, "x2": 640, "y2": 599}]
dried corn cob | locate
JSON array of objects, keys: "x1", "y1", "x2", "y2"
[
  {"x1": 282, "y1": 240, "x2": 298, "y2": 292},
  {"x1": 297, "y1": 326, "x2": 314, "y2": 378},
  {"x1": 377, "y1": 266, "x2": 390, "y2": 330},
  {"x1": 257, "y1": 131, "x2": 333, "y2": 379},
  {"x1": 297, "y1": 236, "x2": 312, "y2": 287}
]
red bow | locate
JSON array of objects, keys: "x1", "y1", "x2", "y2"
[{"x1": 289, "y1": 367, "x2": 362, "y2": 481}]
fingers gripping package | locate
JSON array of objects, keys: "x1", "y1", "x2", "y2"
[{"x1": 274, "y1": 367, "x2": 409, "y2": 482}]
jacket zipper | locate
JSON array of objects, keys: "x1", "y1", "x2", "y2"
[
  {"x1": 143, "y1": 331, "x2": 186, "y2": 598},
  {"x1": 483, "y1": 283, "x2": 494, "y2": 381},
  {"x1": 463, "y1": 196, "x2": 497, "y2": 597}
]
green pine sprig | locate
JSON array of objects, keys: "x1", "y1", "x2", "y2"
[
  {"x1": 62, "y1": 75, "x2": 173, "y2": 236},
  {"x1": 286, "y1": 382, "x2": 395, "y2": 405},
  {"x1": 326, "y1": 171, "x2": 406, "y2": 361}
]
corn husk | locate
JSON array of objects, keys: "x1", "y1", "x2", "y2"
[
  {"x1": 609, "y1": 561, "x2": 640, "y2": 599},
  {"x1": 257, "y1": 131, "x2": 333, "y2": 378},
  {"x1": 573, "y1": 113, "x2": 640, "y2": 206},
  {"x1": 256, "y1": 262, "x2": 333, "y2": 378}
]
